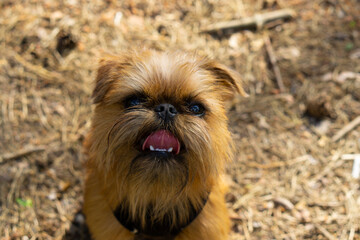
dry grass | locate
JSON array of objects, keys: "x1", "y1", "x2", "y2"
[{"x1": 1, "y1": 0, "x2": 360, "y2": 239}]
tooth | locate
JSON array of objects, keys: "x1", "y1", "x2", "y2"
[
  {"x1": 156, "y1": 148, "x2": 166, "y2": 151},
  {"x1": 167, "y1": 147, "x2": 173, "y2": 152},
  {"x1": 150, "y1": 145, "x2": 154, "y2": 151}
]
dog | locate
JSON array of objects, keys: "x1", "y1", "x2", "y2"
[{"x1": 83, "y1": 49, "x2": 246, "y2": 240}]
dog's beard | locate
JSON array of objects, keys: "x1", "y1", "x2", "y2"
[{"x1": 127, "y1": 152, "x2": 189, "y2": 193}]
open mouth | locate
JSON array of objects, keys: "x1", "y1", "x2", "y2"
[{"x1": 141, "y1": 130, "x2": 181, "y2": 155}]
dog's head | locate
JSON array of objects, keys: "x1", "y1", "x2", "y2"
[{"x1": 87, "y1": 49, "x2": 245, "y2": 205}]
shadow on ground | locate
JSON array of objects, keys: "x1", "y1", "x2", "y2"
[{"x1": 63, "y1": 211, "x2": 91, "y2": 240}]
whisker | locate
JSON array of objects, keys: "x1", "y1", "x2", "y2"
[
  {"x1": 106, "y1": 109, "x2": 150, "y2": 151},
  {"x1": 106, "y1": 118, "x2": 125, "y2": 153}
]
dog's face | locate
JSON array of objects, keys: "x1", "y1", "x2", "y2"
[{"x1": 87, "y1": 50, "x2": 245, "y2": 207}]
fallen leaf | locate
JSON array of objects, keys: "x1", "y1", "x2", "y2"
[{"x1": 16, "y1": 198, "x2": 33, "y2": 208}]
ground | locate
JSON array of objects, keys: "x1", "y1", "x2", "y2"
[{"x1": 0, "y1": 0, "x2": 360, "y2": 239}]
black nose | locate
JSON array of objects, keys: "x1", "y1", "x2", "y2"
[{"x1": 154, "y1": 103, "x2": 177, "y2": 121}]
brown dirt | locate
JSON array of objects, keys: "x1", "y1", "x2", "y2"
[{"x1": 1, "y1": 0, "x2": 360, "y2": 239}]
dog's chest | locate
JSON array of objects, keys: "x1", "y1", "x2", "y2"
[
  {"x1": 113, "y1": 196, "x2": 208, "y2": 240},
  {"x1": 134, "y1": 233, "x2": 175, "y2": 240}
]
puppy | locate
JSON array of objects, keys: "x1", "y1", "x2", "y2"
[{"x1": 83, "y1": 50, "x2": 246, "y2": 240}]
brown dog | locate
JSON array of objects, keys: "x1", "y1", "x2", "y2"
[{"x1": 83, "y1": 50, "x2": 246, "y2": 240}]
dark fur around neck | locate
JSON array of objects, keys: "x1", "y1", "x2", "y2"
[{"x1": 113, "y1": 194, "x2": 209, "y2": 239}]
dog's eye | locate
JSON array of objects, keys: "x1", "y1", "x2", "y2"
[
  {"x1": 124, "y1": 96, "x2": 144, "y2": 108},
  {"x1": 188, "y1": 103, "x2": 205, "y2": 116}
]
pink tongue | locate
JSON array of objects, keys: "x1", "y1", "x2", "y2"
[{"x1": 142, "y1": 130, "x2": 180, "y2": 154}]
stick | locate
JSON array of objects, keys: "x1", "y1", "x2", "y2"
[
  {"x1": 314, "y1": 224, "x2": 337, "y2": 240},
  {"x1": 273, "y1": 197, "x2": 294, "y2": 210},
  {"x1": 352, "y1": 156, "x2": 360, "y2": 179},
  {"x1": 342, "y1": 154, "x2": 360, "y2": 160},
  {"x1": 242, "y1": 221, "x2": 252, "y2": 240},
  {"x1": 332, "y1": 116, "x2": 360, "y2": 142},
  {"x1": 0, "y1": 146, "x2": 46, "y2": 163},
  {"x1": 10, "y1": 52, "x2": 63, "y2": 83},
  {"x1": 201, "y1": 9, "x2": 296, "y2": 32},
  {"x1": 264, "y1": 36, "x2": 286, "y2": 92},
  {"x1": 233, "y1": 185, "x2": 263, "y2": 209},
  {"x1": 245, "y1": 154, "x2": 309, "y2": 169}
]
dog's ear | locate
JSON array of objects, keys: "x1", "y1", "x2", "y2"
[
  {"x1": 203, "y1": 61, "x2": 247, "y2": 100},
  {"x1": 93, "y1": 57, "x2": 116, "y2": 104},
  {"x1": 93, "y1": 55, "x2": 130, "y2": 104}
]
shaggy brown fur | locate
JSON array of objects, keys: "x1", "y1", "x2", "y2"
[{"x1": 83, "y1": 50, "x2": 245, "y2": 240}]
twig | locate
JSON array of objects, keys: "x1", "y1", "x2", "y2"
[
  {"x1": 314, "y1": 224, "x2": 337, "y2": 240},
  {"x1": 245, "y1": 154, "x2": 309, "y2": 169},
  {"x1": 332, "y1": 116, "x2": 360, "y2": 142},
  {"x1": 264, "y1": 36, "x2": 286, "y2": 92},
  {"x1": 342, "y1": 154, "x2": 360, "y2": 160},
  {"x1": 342, "y1": 154, "x2": 360, "y2": 179},
  {"x1": 233, "y1": 185, "x2": 263, "y2": 209},
  {"x1": 273, "y1": 197, "x2": 294, "y2": 210},
  {"x1": 349, "y1": 225, "x2": 356, "y2": 240},
  {"x1": 33, "y1": 91, "x2": 51, "y2": 129},
  {"x1": 0, "y1": 146, "x2": 46, "y2": 163},
  {"x1": 309, "y1": 159, "x2": 344, "y2": 184},
  {"x1": 242, "y1": 221, "x2": 252, "y2": 240},
  {"x1": 10, "y1": 52, "x2": 63, "y2": 83},
  {"x1": 350, "y1": 156, "x2": 359, "y2": 179},
  {"x1": 201, "y1": 9, "x2": 296, "y2": 32}
]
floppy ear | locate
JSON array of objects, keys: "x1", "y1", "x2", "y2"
[
  {"x1": 203, "y1": 61, "x2": 248, "y2": 100},
  {"x1": 92, "y1": 56, "x2": 127, "y2": 104}
]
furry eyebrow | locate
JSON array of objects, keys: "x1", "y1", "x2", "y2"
[
  {"x1": 183, "y1": 91, "x2": 209, "y2": 102},
  {"x1": 183, "y1": 93, "x2": 201, "y2": 103},
  {"x1": 182, "y1": 95, "x2": 209, "y2": 111},
  {"x1": 120, "y1": 91, "x2": 147, "y2": 103}
]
